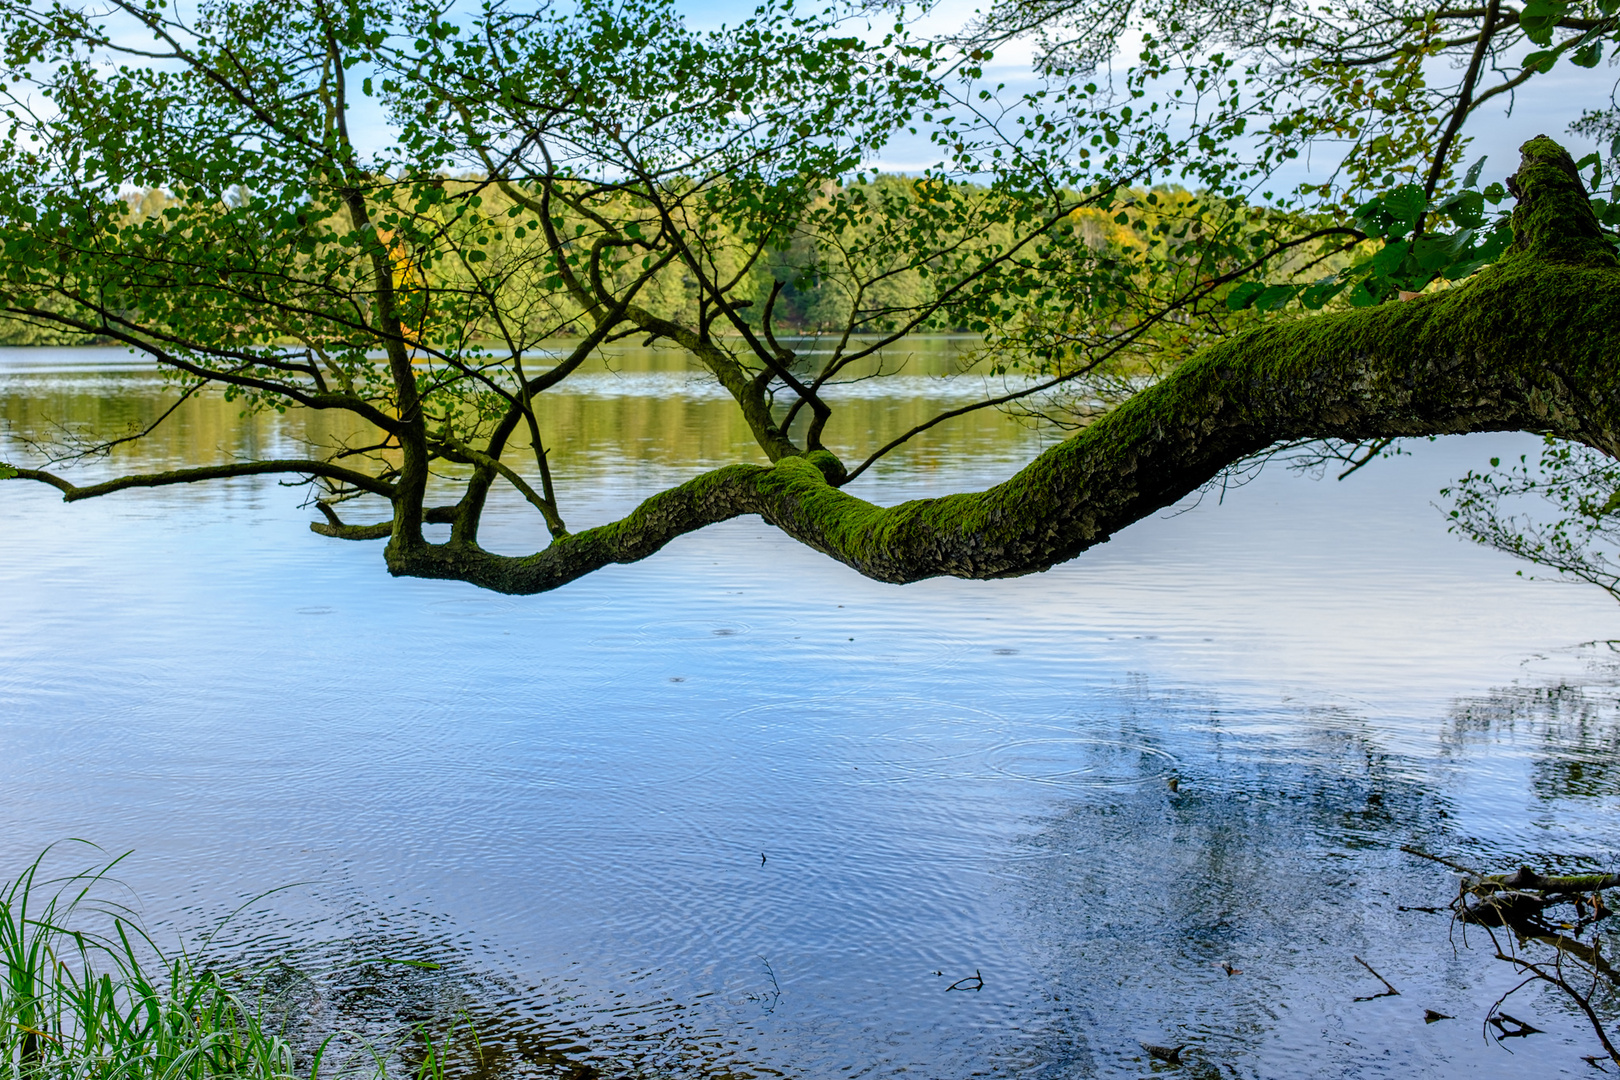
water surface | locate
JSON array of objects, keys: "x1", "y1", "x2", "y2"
[{"x1": 2, "y1": 344, "x2": 1618, "y2": 1078}]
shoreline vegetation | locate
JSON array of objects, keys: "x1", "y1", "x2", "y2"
[{"x1": 0, "y1": 847, "x2": 463, "y2": 1080}]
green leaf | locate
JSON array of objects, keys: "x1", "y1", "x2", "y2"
[
  {"x1": 1444, "y1": 223, "x2": 1513, "y2": 279},
  {"x1": 0, "y1": 463, "x2": 15, "y2": 479},
  {"x1": 1432, "y1": 189, "x2": 1485, "y2": 228},
  {"x1": 1518, "y1": 0, "x2": 1570, "y2": 46},
  {"x1": 1300, "y1": 278, "x2": 1348, "y2": 310},
  {"x1": 1254, "y1": 284, "x2": 1297, "y2": 311},
  {"x1": 1412, "y1": 233, "x2": 1461, "y2": 273},
  {"x1": 1476, "y1": 225, "x2": 1511, "y2": 262},
  {"x1": 1383, "y1": 185, "x2": 1425, "y2": 229},
  {"x1": 1572, "y1": 41, "x2": 1603, "y2": 68},
  {"x1": 1370, "y1": 238, "x2": 1411, "y2": 275},
  {"x1": 1225, "y1": 281, "x2": 1266, "y2": 310},
  {"x1": 1346, "y1": 278, "x2": 1388, "y2": 307},
  {"x1": 1521, "y1": 49, "x2": 1558, "y2": 73},
  {"x1": 1575, "y1": 151, "x2": 1603, "y2": 190},
  {"x1": 1462, "y1": 154, "x2": 1488, "y2": 189},
  {"x1": 1356, "y1": 184, "x2": 1427, "y2": 240}
]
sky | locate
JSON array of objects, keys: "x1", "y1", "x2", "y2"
[
  {"x1": 74, "y1": 0, "x2": 1620, "y2": 197},
  {"x1": 669, "y1": 0, "x2": 1618, "y2": 191}
]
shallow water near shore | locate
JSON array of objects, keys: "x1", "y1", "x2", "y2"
[{"x1": 3, "y1": 344, "x2": 1620, "y2": 1078}]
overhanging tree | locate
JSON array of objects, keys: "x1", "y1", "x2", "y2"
[
  {"x1": 0, "y1": 0, "x2": 1616, "y2": 594},
  {"x1": 935, "y1": 0, "x2": 1620, "y2": 589}
]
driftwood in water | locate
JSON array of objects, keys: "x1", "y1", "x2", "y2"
[
  {"x1": 1482, "y1": 867, "x2": 1620, "y2": 895},
  {"x1": 1459, "y1": 866, "x2": 1619, "y2": 927},
  {"x1": 1339, "y1": 847, "x2": 1611, "y2": 1065},
  {"x1": 1407, "y1": 849, "x2": 1620, "y2": 1066}
]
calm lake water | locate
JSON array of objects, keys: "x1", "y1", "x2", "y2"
[{"x1": 3, "y1": 343, "x2": 1619, "y2": 1078}]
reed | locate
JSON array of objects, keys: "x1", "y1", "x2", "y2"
[{"x1": 0, "y1": 847, "x2": 451, "y2": 1080}]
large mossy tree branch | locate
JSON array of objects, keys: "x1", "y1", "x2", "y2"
[
  {"x1": 7, "y1": 138, "x2": 1612, "y2": 595},
  {"x1": 384, "y1": 136, "x2": 1620, "y2": 595}
]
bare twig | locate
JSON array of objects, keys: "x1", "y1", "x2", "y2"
[
  {"x1": 1400, "y1": 844, "x2": 1480, "y2": 875},
  {"x1": 1352, "y1": 955, "x2": 1400, "y2": 1001}
]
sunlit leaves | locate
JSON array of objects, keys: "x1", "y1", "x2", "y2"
[{"x1": 1224, "y1": 155, "x2": 1527, "y2": 313}]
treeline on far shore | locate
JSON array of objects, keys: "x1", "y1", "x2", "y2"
[{"x1": 0, "y1": 172, "x2": 1342, "y2": 360}]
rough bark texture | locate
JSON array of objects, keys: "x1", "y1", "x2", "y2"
[{"x1": 386, "y1": 136, "x2": 1620, "y2": 594}]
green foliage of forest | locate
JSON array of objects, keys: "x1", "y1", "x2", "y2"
[{"x1": 0, "y1": 175, "x2": 1343, "y2": 366}]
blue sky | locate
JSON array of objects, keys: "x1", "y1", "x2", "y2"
[
  {"x1": 85, "y1": 0, "x2": 1620, "y2": 194},
  {"x1": 666, "y1": 0, "x2": 1618, "y2": 191}
]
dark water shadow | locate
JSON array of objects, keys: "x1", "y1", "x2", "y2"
[{"x1": 204, "y1": 915, "x2": 785, "y2": 1080}]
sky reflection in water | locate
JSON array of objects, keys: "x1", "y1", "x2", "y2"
[{"x1": 2, "y1": 345, "x2": 1619, "y2": 1078}]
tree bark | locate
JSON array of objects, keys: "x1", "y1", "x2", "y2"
[{"x1": 386, "y1": 136, "x2": 1620, "y2": 595}]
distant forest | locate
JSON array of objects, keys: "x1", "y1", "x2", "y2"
[{"x1": 0, "y1": 174, "x2": 1324, "y2": 368}]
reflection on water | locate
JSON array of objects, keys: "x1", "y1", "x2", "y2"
[
  {"x1": 1440, "y1": 655, "x2": 1620, "y2": 873},
  {"x1": 2, "y1": 345, "x2": 1619, "y2": 1078}
]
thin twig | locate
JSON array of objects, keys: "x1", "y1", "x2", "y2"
[
  {"x1": 1400, "y1": 844, "x2": 1480, "y2": 876},
  {"x1": 1352, "y1": 955, "x2": 1400, "y2": 1000}
]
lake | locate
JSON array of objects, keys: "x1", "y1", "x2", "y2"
[{"x1": 2, "y1": 343, "x2": 1618, "y2": 1078}]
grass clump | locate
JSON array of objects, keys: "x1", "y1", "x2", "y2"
[
  {"x1": 0, "y1": 846, "x2": 466, "y2": 1080},
  {"x1": 0, "y1": 846, "x2": 304, "y2": 1080}
]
